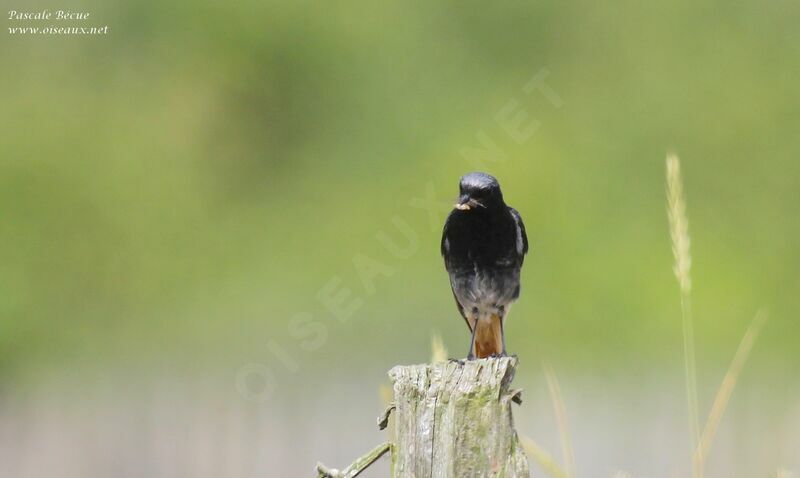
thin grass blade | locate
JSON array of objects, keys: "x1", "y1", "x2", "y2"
[{"x1": 692, "y1": 309, "x2": 768, "y2": 476}]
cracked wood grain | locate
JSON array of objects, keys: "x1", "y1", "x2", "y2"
[{"x1": 388, "y1": 356, "x2": 529, "y2": 478}]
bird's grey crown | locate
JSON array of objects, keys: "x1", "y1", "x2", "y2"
[{"x1": 460, "y1": 172, "x2": 499, "y2": 191}]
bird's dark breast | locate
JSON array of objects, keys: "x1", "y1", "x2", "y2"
[
  {"x1": 443, "y1": 209, "x2": 522, "y2": 307},
  {"x1": 444, "y1": 209, "x2": 518, "y2": 266}
]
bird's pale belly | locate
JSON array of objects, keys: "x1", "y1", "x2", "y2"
[{"x1": 450, "y1": 265, "x2": 520, "y2": 323}]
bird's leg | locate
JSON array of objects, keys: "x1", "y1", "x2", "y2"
[
  {"x1": 499, "y1": 307, "x2": 507, "y2": 357},
  {"x1": 467, "y1": 323, "x2": 478, "y2": 360},
  {"x1": 498, "y1": 321, "x2": 507, "y2": 357}
]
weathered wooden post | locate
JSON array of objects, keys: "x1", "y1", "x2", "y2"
[{"x1": 316, "y1": 356, "x2": 529, "y2": 478}]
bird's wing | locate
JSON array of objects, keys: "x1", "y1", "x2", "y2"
[
  {"x1": 508, "y1": 207, "x2": 529, "y2": 264},
  {"x1": 442, "y1": 211, "x2": 473, "y2": 332},
  {"x1": 440, "y1": 210, "x2": 454, "y2": 259},
  {"x1": 450, "y1": 286, "x2": 472, "y2": 332}
]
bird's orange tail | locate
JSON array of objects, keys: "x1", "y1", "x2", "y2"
[{"x1": 473, "y1": 314, "x2": 503, "y2": 358}]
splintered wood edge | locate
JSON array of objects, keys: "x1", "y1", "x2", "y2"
[
  {"x1": 387, "y1": 356, "x2": 528, "y2": 477},
  {"x1": 388, "y1": 356, "x2": 519, "y2": 388},
  {"x1": 377, "y1": 403, "x2": 395, "y2": 430},
  {"x1": 317, "y1": 357, "x2": 527, "y2": 478}
]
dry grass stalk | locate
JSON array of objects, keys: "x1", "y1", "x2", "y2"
[
  {"x1": 666, "y1": 153, "x2": 692, "y2": 295},
  {"x1": 666, "y1": 153, "x2": 701, "y2": 471},
  {"x1": 520, "y1": 436, "x2": 569, "y2": 478},
  {"x1": 611, "y1": 471, "x2": 634, "y2": 478},
  {"x1": 544, "y1": 364, "x2": 575, "y2": 478},
  {"x1": 775, "y1": 467, "x2": 794, "y2": 478},
  {"x1": 692, "y1": 309, "x2": 768, "y2": 477},
  {"x1": 430, "y1": 331, "x2": 448, "y2": 363}
]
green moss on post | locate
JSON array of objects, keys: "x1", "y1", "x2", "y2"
[
  {"x1": 315, "y1": 357, "x2": 528, "y2": 478},
  {"x1": 389, "y1": 356, "x2": 529, "y2": 478}
]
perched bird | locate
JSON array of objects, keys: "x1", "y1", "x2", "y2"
[{"x1": 441, "y1": 172, "x2": 528, "y2": 359}]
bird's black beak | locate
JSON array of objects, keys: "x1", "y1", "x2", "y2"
[{"x1": 454, "y1": 195, "x2": 481, "y2": 211}]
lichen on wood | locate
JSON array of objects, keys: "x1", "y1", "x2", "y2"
[
  {"x1": 389, "y1": 356, "x2": 529, "y2": 478},
  {"x1": 314, "y1": 356, "x2": 529, "y2": 478}
]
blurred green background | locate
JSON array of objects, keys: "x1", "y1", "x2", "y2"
[{"x1": 1, "y1": 0, "x2": 799, "y2": 476}]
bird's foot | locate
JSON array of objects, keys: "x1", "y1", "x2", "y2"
[{"x1": 448, "y1": 357, "x2": 466, "y2": 365}]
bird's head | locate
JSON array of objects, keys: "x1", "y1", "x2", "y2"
[{"x1": 454, "y1": 172, "x2": 504, "y2": 211}]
